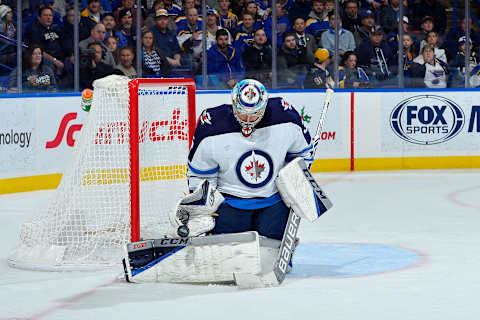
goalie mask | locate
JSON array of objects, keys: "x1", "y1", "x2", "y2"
[{"x1": 231, "y1": 79, "x2": 268, "y2": 137}]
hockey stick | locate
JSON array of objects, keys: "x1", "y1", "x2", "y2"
[{"x1": 235, "y1": 88, "x2": 334, "y2": 288}]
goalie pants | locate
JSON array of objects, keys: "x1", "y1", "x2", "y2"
[{"x1": 212, "y1": 201, "x2": 290, "y2": 240}]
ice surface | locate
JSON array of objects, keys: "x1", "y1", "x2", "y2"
[{"x1": 1, "y1": 170, "x2": 479, "y2": 320}]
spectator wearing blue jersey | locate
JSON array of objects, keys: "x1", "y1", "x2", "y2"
[
  {"x1": 321, "y1": 11, "x2": 356, "y2": 57},
  {"x1": 338, "y1": 51, "x2": 370, "y2": 88},
  {"x1": 81, "y1": 0, "x2": 112, "y2": 13},
  {"x1": 173, "y1": 0, "x2": 196, "y2": 26},
  {"x1": 217, "y1": 0, "x2": 238, "y2": 32},
  {"x1": 305, "y1": 0, "x2": 329, "y2": 43},
  {"x1": 243, "y1": 1, "x2": 264, "y2": 26},
  {"x1": 264, "y1": 2, "x2": 290, "y2": 47},
  {"x1": 176, "y1": 7, "x2": 203, "y2": 73},
  {"x1": 207, "y1": 28, "x2": 244, "y2": 89},
  {"x1": 233, "y1": 12, "x2": 256, "y2": 54}
]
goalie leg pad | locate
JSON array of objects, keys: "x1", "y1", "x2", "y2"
[
  {"x1": 276, "y1": 157, "x2": 333, "y2": 223},
  {"x1": 124, "y1": 232, "x2": 263, "y2": 283}
]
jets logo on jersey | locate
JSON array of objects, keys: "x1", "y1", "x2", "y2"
[
  {"x1": 199, "y1": 110, "x2": 211, "y2": 125},
  {"x1": 236, "y1": 149, "x2": 274, "y2": 188},
  {"x1": 281, "y1": 99, "x2": 294, "y2": 111}
]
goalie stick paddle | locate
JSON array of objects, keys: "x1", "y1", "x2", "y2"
[{"x1": 235, "y1": 89, "x2": 334, "y2": 288}]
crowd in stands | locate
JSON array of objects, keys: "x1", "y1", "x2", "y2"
[{"x1": 0, "y1": 0, "x2": 479, "y2": 91}]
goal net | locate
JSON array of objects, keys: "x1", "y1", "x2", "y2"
[{"x1": 8, "y1": 75, "x2": 196, "y2": 271}]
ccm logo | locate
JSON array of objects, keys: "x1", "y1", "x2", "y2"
[{"x1": 133, "y1": 242, "x2": 148, "y2": 249}]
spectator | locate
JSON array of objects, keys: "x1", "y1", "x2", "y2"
[
  {"x1": 342, "y1": 0, "x2": 361, "y2": 34},
  {"x1": 145, "y1": 0, "x2": 176, "y2": 30},
  {"x1": 321, "y1": 11, "x2": 356, "y2": 56},
  {"x1": 80, "y1": 0, "x2": 112, "y2": 13},
  {"x1": 174, "y1": 0, "x2": 196, "y2": 24},
  {"x1": 277, "y1": 31, "x2": 313, "y2": 85},
  {"x1": 116, "y1": 9, "x2": 136, "y2": 48},
  {"x1": 354, "y1": 9, "x2": 375, "y2": 47},
  {"x1": 80, "y1": 0, "x2": 104, "y2": 40},
  {"x1": 26, "y1": 6, "x2": 66, "y2": 73},
  {"x1": 141, "y1": 30, "x2": 171, "y2": 77},
  {"x1": 444, "y1": 16, "x2": 480, "y2": 60},
  {"x1": 409, "y1": 44, "x2": 448, "y2": 88},
  {"x1": 449, "y1": 36, "x2": 479, "y2": 88},
  {"x1": 25, "y1": 0, "x2": 64, "y2": 30},
  {"x1": 264, "y1": 3, "x2": 291, "y2": 47},
  {"x1": 243, "y1": 1, "x2": 264, "y2": 26},
  {"x1": 176, "y1": 7, "x2": 203, "y2": 73},
  {"x1": 379, "y1": 0, "x2": 408, "y2": 35},
  {"x1": 305, "y1": 0, "x2": 329, "y2": 43},
  {"x1": 102, "y1": 13, "x2": 118, "y2": 41},
  {"x1": 79, "y1": 23, "x2": 116, "y2": 67},
  {"x1": 356, "y1": 25, "x2": 394, "y2": 82},
  {"x1": 206, "y1": 28, "x2": 243, "y2": 89},
  {"x1": 386, "y1": 16, "x2": 417, "y2": 54},
  {"x1": 293, "y1": 17, "x2": 317, "y2": 61},
  {"x1": 324, "y1": 0, "x2": 334, "y2": 13},
  {"x1": 114, "y1": 46, "x2": 137, "y2": 78},
  {"x1": 338, "y1": 50, "x2": 370, "y2": 88},
  {"x1": 105, "y1": 36, "x2": 120, "y2": 63},
  {"x1": 242, "y1": 28, "x2": 272, "y2": 86},
  {"x1": 303, "y1": 48, "x2": 334, "y2": 89},
  {"x1": 254, "y1": 0, "x2": 271, "y2": 20},
  {"x1": 114, "y1": 0, "x2": 144, "y2": 27},
  {"x1": 205, "y1": 8, "x2": 232, "y2": 50},
  {"x1": 79, "y1": 42, "x2": 116, "y2": 89},
  {"x1": 396, "y1": 33, "x2": 417, "y2": 77},
  {"x1": 61, "y1": 7, "x2": 76, "y2": 57},
  {"x1": 8, "y1": 45, "x2": 57, "y2": 92},
  {"x1": 412, "y1": 0, "x2": 446, "y2": 35},
  {"x1": 416, "y1": 16, "x2": 435, "y2": 43},
  {"x1": 233, "y1": 12, "x2": 256, "y2": 54},
  {"x1": 0, "y1": 5, "x2": 15, "y2": 44},
  {"x1": 217, "y1": 0, "x2": 238, "y2": 33},
  {"x1": 417, "y1": 31, "x2": 447, "y2": 64},
  {"x1": 150, "y1": 9, "x2": 183, "y2": 68},
  {"x1": 287, "y1": 0, "x2": 312, "y2": 24},
  {"x1": 163, "y1": 0, "x2": 182, "y2": 20}
]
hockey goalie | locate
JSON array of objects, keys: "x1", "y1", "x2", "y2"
[{"x1": 123, "y1": 79, "x2": 333, "y2": 287}]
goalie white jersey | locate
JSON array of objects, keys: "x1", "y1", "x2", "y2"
[{"x1": 188, "y1": 97, "x2": 313, "y2": 206}]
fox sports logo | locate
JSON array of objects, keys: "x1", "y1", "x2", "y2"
[{"x1": 390, "y1": 95, "x2": 465, "y2": 145}]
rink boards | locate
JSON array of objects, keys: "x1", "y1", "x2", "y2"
[{"x1": 1, "y1": 88, "x2": 479, "y2": 194}]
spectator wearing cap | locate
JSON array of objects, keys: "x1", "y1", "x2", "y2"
[
  {"x1": 305, "y1": 0, "x2": 329, "y2": 43},
  {"x1": 304, "y1": 48, "x2": 334, "y2": 89},
  {"x1": 354, "y1": 9, "x2": 375, "y2": 47},
  {"x1": 207, "y1": 28, "x2": 243, "y2": 89},
  {"x1": 449, "y1": 36, "x2": 479, "y2": 87},
  {"x1": 293, "y1": 17, "x2": 317, "y2": 62},
  {"x1": 356, "y1": 25, "x2": 394, "y2": 84},
  {"x1": 0, "y1": 5, "x2": 15, "y2": 40},
  {"x1": 144, "y1": 0, "x2": 177, "y2": 30},
  {"x1": 80, "y1": 0, "x2": 104, "y2": 40},
  {"x1": 338, "y1": 51, "x2": 369, "y2": 88},
  {"x1": 444, "y1": 16, "x2": 480, "y2": 60},
  {"x1": 342, "y1": 0, "x2": 362, "y2": 34},
  {"x1": 114, "y1": 0, "x2": 144, "y2": 27},
  {"x1": 116, "y1": 8, "x2": 136, "y2": 47},
  {"x1": 379, "y1": 0, "x2": 410, "y2": 35},
  {"x1": 242, "y1": 28, "x2": 272, "y2": 87},
  {"x1": 417, "y1": 16, "x2": 435, "y2": 43},
  {"x1": 321, "y1": 11, "x2": 356, "y2": 57},
  {"x1": 79, "y1": 23, "x2": 116, "y2": 67},
  {"x1": 412, "y1": 0, "x2": 446, "y2": 35},
  {"x1": 150, "y1": 8, "x2": 183, "y2": 68},
  {"x1": 205, "y1": 8, "x2": 231, "y2": 50},
  {"x1": 264, "y1": 2, "x2": 290, "y2": 47}
]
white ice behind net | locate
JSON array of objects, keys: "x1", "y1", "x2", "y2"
[{"x1": 8, "y1": 75, "x2": 191, "y2": 270}]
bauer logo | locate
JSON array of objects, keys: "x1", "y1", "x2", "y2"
[{"x1": 390, "y1": 95, "x2": 465, "y2": 145}]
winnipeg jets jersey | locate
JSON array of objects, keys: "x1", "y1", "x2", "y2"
[{"x1": 187, "y1": 97, "x2": 313, "y2": 204}]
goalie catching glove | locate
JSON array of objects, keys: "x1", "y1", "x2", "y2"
[{"x1": 169, "y1": 180, "x2": 224, "y2": 237}]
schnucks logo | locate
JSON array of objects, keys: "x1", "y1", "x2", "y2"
[{"x1": 390, "y1": 95, "x2": 465, "y2": 145}]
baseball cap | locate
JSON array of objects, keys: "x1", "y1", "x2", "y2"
[
  {"x1": 101, "y1": 12, "x2": 115, "y2": 20},
  {"x1": 206, "y1": 8, "x2": 218, "y2": 16},
  {"x1": 360, "y1": 9, "x2": 374, "y2": 20},
  {"x1": 458, "y1": 36, "x2": 472, "y2": 44},
  {"x1": 397, "y1": 15, "x2": 409, "y2": 24},
  {"x1": 371, "y1": 25, "x2": 383, "y2": 34},
  {"x1": 0, "y1": 5, "x2": 12, "y2": 19},
  {"x1": 155, "y1": 8, "x2": 169, "y2": 18},
  {"x1": 422, "y1": 16, "x2": 434, "y2": 24},
  {"x1": 118, "y1": 9, "x2": 133, "y2": 20}
]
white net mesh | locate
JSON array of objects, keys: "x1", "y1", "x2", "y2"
[{"x1": 8, "y1": 75, "x2": 194, "y2": 270}]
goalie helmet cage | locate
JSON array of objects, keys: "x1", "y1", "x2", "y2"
[{"x1": 8, "y1": 75, "x2": 196, "y2": 271}]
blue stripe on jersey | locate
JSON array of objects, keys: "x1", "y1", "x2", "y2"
[
  {"x1": 286, "y1": 143, "x2": 313, "y2": 156},
  {"x1": 188, "y1": 163, "x2": 219, "y2": 175},
  {"x1": 223, "y1": 192, "x2": 282, "y2": 210}
]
